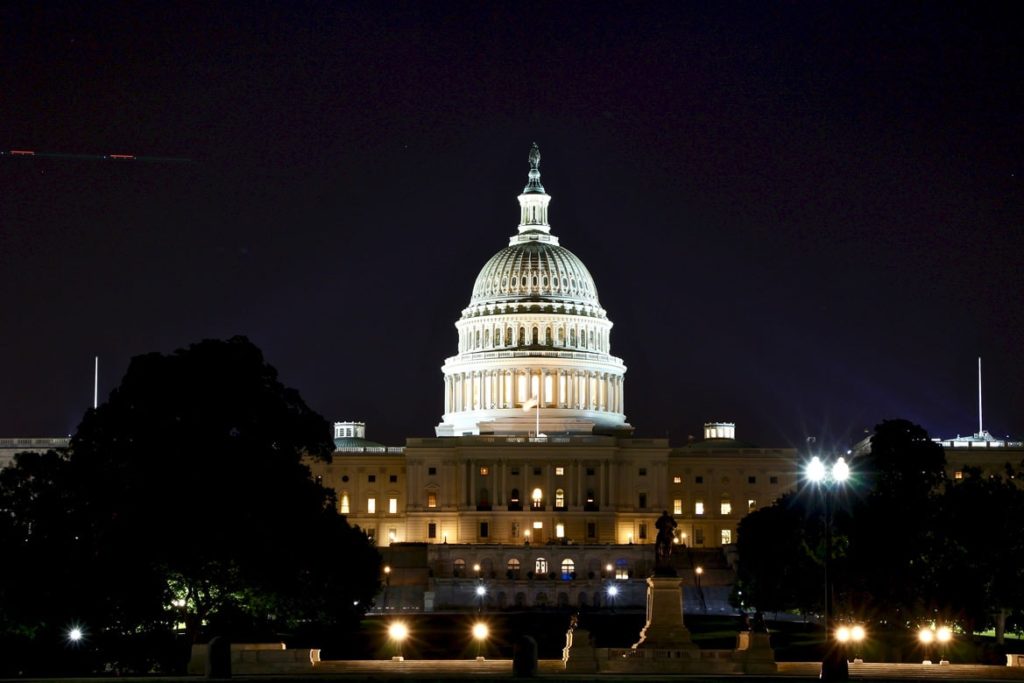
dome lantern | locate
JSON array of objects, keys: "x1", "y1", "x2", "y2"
[{"x1": 517, "y1": 142, "x2": 552, "y2": 234}]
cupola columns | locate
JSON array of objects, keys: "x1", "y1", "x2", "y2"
[{"x1": 518, "y1": 143, "x2": 552, "y2": 234}]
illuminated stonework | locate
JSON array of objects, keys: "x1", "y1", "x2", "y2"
[{"x1": 436, "y1": 144, "x2": 630, "y2": 437}]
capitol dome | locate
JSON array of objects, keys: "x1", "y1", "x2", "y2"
[{"x1": 435, "y1": 144, "x2": 630, "y2": 437}]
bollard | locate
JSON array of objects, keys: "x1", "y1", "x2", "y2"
[
  {"x1": 512, "y1": 635, "x2": 538, "y2": 677},
  {"x1": 206, "y1": 636, "x2": 231, "y2": 679}
]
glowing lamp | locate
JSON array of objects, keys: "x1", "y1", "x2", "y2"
[
  {"x1": 388, "y1": 622, "x2": 408, "y2": 642},
  {"x1": 475, "y1": 585, "x2": 486, "y2": 597},
  {"x1": 607, "y1": 585, "x2": 618, "y2": 597},
  {"x1": 472, "y1": 622, "x2": 489, "y2": 640},
  {"x1": 851, "y1": 625, "x2": 866, "y2": 642},
  {"x1": 835, "y1": 626, "x2": 851, "y2": 643},
  {"x1": 936, "y1": 626, "x2": 952, "y2": 643},
  {"x1": 68, "y1": 627, "x2": 83, "y2": 643},
  {"x1": 832, "y1": 457, "x2": 850, "y2": 483},
  {"x1": 918, "y1": 628, "x2": 934, "y2": 644},
  {"x1": 806, "y1": 456, "x2": 826, "y2": 483}
]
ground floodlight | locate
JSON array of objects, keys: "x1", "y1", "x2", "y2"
[
  {"x1": 832, "y1": 457, "x2": 850, "y2": 483},
  {"x1": 388, "y1": 621, "x2": 408, "y2": 642},
  {"x1": 67, "y1": 627, "x2": 83, "y2": 643},
  {"x1": 936, "y1": 626, "x2": 951, "y2": 643},
  {"x1": 918, "y1": 627, "x2": 934, "y2": 644},
  {"x1": 835, "y1": 626, "x2": 851, "y2": 643},
  {"x1": 806, "y1": 456, "x2": 826, "y2": 482},
  {"x1": 472, "y1": 622, "x2": 489, "y2": 640},
  {"x1": 851, "y1": 625, "x2": 866, "y2": 642}
]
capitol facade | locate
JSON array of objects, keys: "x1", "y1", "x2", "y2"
[{"x1": 308, "y1": 146, "x2": 801, "y2": 611}]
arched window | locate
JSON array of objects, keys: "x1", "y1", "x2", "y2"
[
  {"x1": 558, "y1": 328, "x2": 565, "y2": 345},
  {"x1": 570, "y1": 328, "x2": 577, "y2": 346},
  {"x1": 519, "y1": 327, "x2": 526, "y2": 345},
  {"x1": 506, "y1": 327, "x2": 513, "y2": 346},
  {"x1": 507, "y1": 558, "x2": 521, "y2": 577},
  {"x1": 532, "y1": 275, "x2": 538, "y2": 287},
  {"x1": 561, "y1": 558, "x2": 575, "y2": 579},
  {"x1": 555, "y1": 488, "x2": 566, "y2": 509},
  {"x1": 496, "y1": 327, "x2": 502, "y2": 346},
  {"x1": 536, "y1": 557, "x2": 548, "y2": 575},
  {"x1": 340, "y1": 492, "x2": 350, "y2": 514},
  {"x1": 454, "y1": 559, "x2": 466, "y2": 577},
  {"x1": 532, "y1": 326, "x2": 539, "y2": 345},
  {"x1": 484, "y1": 329, "x2": 490, "y2": 347},
  {"x1": 545, "y1": 327, "x2": 552, "y2": 345},
  {"x1": 531, "y1": 487, "x2": 543, "y2": 510}
]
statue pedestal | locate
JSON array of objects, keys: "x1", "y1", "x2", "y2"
[{"x1": 632, "y1": 576, "x2": 699, "y2": 653}]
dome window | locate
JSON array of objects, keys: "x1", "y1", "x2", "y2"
[
  {"x1": 542, "y1": 276, "x2": 548, "y2": 287},
  {"x1": 532, "y1": 275, "x2": 538, "y2": 287},
  {"x1": 502, "y1": 277, "x2": 508, "y2": 288},
  {"x1": 511, "y1": 276, "x2": 517, "y2": 287},
  {"x1": 562, "y1": 277, "x2": 567, "y2": 288}
]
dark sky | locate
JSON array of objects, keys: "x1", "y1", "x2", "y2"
[{"x1": 2, "y1": 2, "x2": 1021, "y2": 450}]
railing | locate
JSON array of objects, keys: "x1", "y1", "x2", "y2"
[{"x1": 0, "y1": 437, "x2": 70, "y2": 448}]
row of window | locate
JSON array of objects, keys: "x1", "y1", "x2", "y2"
[
  {"x1": 460, "y1": 323, "x2": 607, "y2": 353},
  {"x1": 339, "y1": 473, "x2": 399, "y2": 484},
  {"x1": 339, "y1": 493, "x2": 399, "y2": 515},
  {"x1": 672, "y1": 475, "x2": 780, "y2": 485}
]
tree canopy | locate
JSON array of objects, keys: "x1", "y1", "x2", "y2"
[{"x1": 0, "y1": 336, "x2": 380, "y2": 674}]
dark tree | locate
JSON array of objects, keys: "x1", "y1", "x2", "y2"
[
  {"x1": 930, "y1": 466, "x2": 1024, "y2": 642},
  {"x1": 734, "y1": 493, "x2": 823, "y2": 616},
  {"x1": 0, "y1": 337, "x2": 379, "y2": 673},
  {"x1": 842, "y1": 420, "x2": 947, "y2": 622}
]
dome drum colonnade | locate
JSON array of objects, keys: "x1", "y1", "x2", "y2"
[{"x1": 436, "y1": 144, "x2": 630, "y2": 437}]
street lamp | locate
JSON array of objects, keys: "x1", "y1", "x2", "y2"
[
  {"x1": 936, "y1": 626, "x2": 952, "y2": 665},
  {"x1": 805, "y1": 455, "x2": 852, "y2": 682},
  {"x1": 383, "y1": 565, "x2": 391, "y2": 613},
  {"x1": 607, "y1": 584, "x2": 618, "y2": 612},
  {"x1": 835, "y1": 624, "x2": 867, "y2": 664},
  {"x1": 388, "y1": 621, "x2": 408, "y2": 661},
  {"x1": 472, "y1": 622, "x2": 489, "y2": 660},
  {"x1": 475, "y1": 584, "x2": 486, "y2": 613},
  {"x1": 694, "y1": 566, "x2": 707, "y2": 613}
]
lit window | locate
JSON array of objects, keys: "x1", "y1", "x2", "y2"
[
  {"x1": 389, "y1": 497, "x2": 398, "y2": 514},
  {"x1": 721, "y1": 529, "x2": 733, "y2": 545},
  {"x1": 555, "y1": 466, "x2": 564, "y2": 476},
  {"x1": 511, "y1": 522, "x2": 519, "y2": 538},
  {"x1": 532, "y1": 488, "x2": 543, "y2": 508},
  {"x1": 720, "y1": 498, "x2": 732, "y2": 515},
  {"x1": 507, "y1": 558, "x2": 520, "y2": 576},
  {"x1": 533, "y1": 521, "x2": 543, "y2": 529},
  {"x1": 555, "y1": 523, "x2": 565, "y2": 538},
  {"x1": 615, "y1": 559, "x2": 629, "y2": 579},
  {"x1": 536, "y1": 558, "x2": 548, "y2": 574},
  {"x1": 673, "y1": 499, "x2": 682, "y2": 515},
  {"x1": 954, "y1": 471, "x2": 963, "y2": 480},
  {"x1": 427, "y1": 492, "x2": 437, "y2": 508},
  {"x1": 340, "y1": 493, "x2": 350, "y2": 514},
  {"x1": 388, "y1": 528, "x2": 397, "y2": 542},
  {"x1": 367, "y1": 497, "x2": 376, "y2": 514},
  {"x1": 673, "y1": 476, "x2": 682, "y2": 484},
  {"x1": 560, "y1": 558, "x2": 574, "y2": 578},
  {"x1": 695, "y1": 499, "x2": 704, "y2": 516},
  {"x1": 747, "y1": 499, "x2": 757, "y2": 512},
  {"x1": 480, "y1": 466, "x2": 489, "y2": 476},
  {"x1": 555, "y1": 488, "x2": 565, "y2": 508}
]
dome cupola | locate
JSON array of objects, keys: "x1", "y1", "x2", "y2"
[{"x1": 435, "y1": 145, "x2": 630, "y2": 437}]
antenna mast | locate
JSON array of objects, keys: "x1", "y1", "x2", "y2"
[
  {"x1": 94, "y1": 356, "x2": 99, "y2": 409},
  {"x1": 977, "y1": 356, "x2": 983, "y2": 435}
]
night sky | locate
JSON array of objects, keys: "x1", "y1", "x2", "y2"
[{"x1": 2, "y1": 3, "x2": 1021, "y2": 450}]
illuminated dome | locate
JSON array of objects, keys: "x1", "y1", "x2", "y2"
[{"x1": 435, "y1": 144, "x2": 630, "y2": 437}]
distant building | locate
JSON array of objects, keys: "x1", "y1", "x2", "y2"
[{"x1": 0, "y1": 437, "x2": 69, "y2": 469}]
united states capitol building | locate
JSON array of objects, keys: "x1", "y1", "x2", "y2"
[{"x1": 307, "y1": 146, "x2": 801, "y2": 611}]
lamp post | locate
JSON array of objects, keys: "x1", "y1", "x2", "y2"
[
  {"x1": 472, "y1": 622, "x2": 489, "y2": 660},
  {"x1": 475, "y1": 584, "x2": 486, "y2": 614},
  {"x1": 607, "y1": 584, "x2": 618, "y2": 613},
  {"x1": 806, "y1": 455, "x2": 851, "y2": 682},
  {"x1": 388, "y1": 621, "x2": 408, "y2": 661},
  {"x1": 383, "y1": 565, "x2": 391, "y2": 613},
  {"x1": 695, "y1": 566, "x2": 707, "y2": 613}
]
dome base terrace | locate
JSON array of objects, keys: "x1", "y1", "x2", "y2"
[{"x1": 436, "y1": 407, "x2": 633, "y2": 437}]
